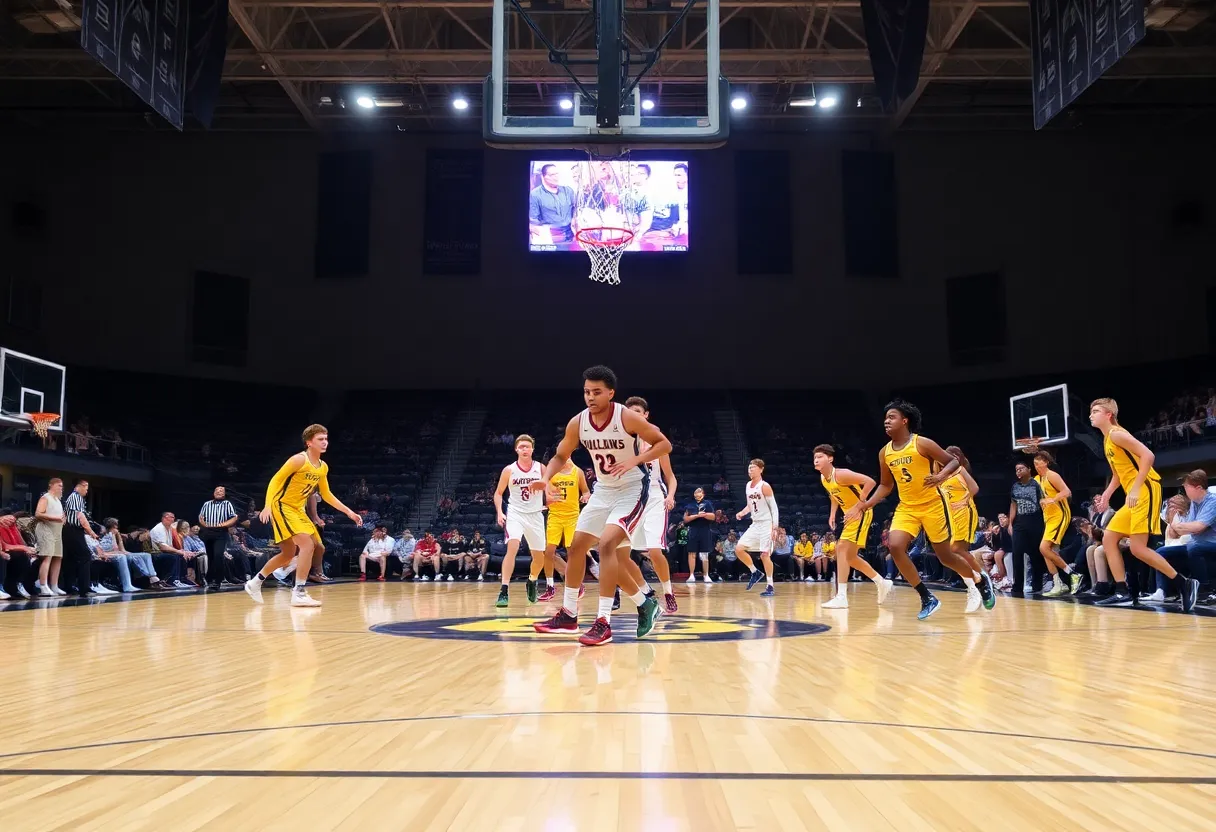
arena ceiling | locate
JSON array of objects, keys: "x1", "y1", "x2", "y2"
[{"x1": 1, "y1": 0, "x2": 1215, "y2": 132}]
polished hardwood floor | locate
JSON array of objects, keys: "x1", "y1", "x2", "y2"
[{"x1": 0, "y1": 579, "x2": 1213, "y2": 831}]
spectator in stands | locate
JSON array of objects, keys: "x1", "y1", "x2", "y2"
[
  {"x1": 465, "y1": 530, "x2": 488, "y2": 581},
  {"x1": 33, "y1": 477, "x2": 66, "y2": 597},
  {"x1": 413, "y1": 531, "x2": 442, "y2": 581},
  {"x1": 682, "y1": 488, "x2": 715, "y2": 583},
  {"x1": 150, "y1": 512, "x2": 195, "y2": 588},
  {"x1": 1161, "y1": 470, "x2": 1216, "y2": 603},
  {"x1": 100, "y1": 518, "x2": 166, "y2": 591},
  {"x1": 0, "y1": 510, "x2": 37, "y2": 599},
  {"x1": 811, "y1": 533, "x2": 830, "y2": 581},
  {"x1": 359, "y1": 526, "x2": 394, "y2": 581},
  {"x1": 178, "y1": 521, "x2": 208, "y2": 587},
  {"x1": 388, "y1": 529, "x2": 416, "y2": 580},
  {"x1": 84, "y1": 531, "x2": 123, "y2": 595},
  {"x1": 225, "y1": 528, "x2": 255, "y2": 583},
  {"x1": 351, "y1": 478, "x2": 370, "y2": 510},
  {"x1": 441, "y1": 529, "x2": 464, "y2": 581},
  {"x1": 713, "y1": 476, "x2": 730, "y2": 495},
  {"x1": 792, "y1": 532, "x2": 813, "y2": 581},
  {"x1": 772, "y1": 527, "x2": 793, "y2": 578}
]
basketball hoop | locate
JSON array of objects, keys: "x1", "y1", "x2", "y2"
[
  {"x1": 572, "y1": 146, "x2": 643, "y2": 285},
  {"x1": 577, "y1": 227, "x2": 635, "y2": 284},
  {"x1": 1015, "y1": 437, "x2": 1044, "y2": 454},
  {"x1": 27, "y1": 412, "x2": 59, "y2": 439}
]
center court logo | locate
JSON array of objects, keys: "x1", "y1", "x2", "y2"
[{"x1": 371, "y1": 616, "x2": 829, "y2": 642}]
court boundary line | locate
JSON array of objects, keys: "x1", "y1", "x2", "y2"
[
  {"x1": 0, "y1": 768, "x2": 1212, "y2": 784},
  {"x1": 1, "y1": 710, "x2": 1213, "y2": 764}
]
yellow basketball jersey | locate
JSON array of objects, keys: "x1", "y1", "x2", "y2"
[
  {"x1": 821, "y1": 469, "x2": 864, "y2": 512},
  {"x1": 884, "y1": 435, "x2": 938, "y2": 505},
  {"x1": 548, "y1": 468, "x2": 581, "y2": 518},
  {"x1": 274, "y1": 456, "x2": 329, "y2": 511},
  {"x1": 940, "y1": 472, "x2": 971, "y2": 507},
  {"x1": 1103, "y1": 430, "x2": 1160, "y2": 492},
  {"x1": 1035, "y1": 473, "x2": 1066, "y2": 517}
]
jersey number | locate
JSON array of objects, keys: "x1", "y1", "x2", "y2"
[
  {"x1": 899, "y1": 467, "x2": 913, "y2": 483},
  {"x1": 595, "y1": 453, "x2": 617, "y2": 471},
  {"x1": 299, "y1": 483, "x2": 315, "y2": 499}
]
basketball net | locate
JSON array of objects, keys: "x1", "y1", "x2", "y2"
[
  {"x1": 27, "y1": 412, "x2": 59, "y2": 439},
  {"x1": 573, "y1": 148, "x2": 639, "y2": 284}
]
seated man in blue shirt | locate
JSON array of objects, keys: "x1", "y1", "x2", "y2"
[{"x1": 1158, "y1": 469, "x2": 1215, "y2": 607}]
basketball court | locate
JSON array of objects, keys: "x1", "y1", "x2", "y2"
[{"x1": 0, "y1": 583, "x2": 1213, "y2": 830}]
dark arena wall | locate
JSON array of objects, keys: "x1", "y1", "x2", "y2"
[{"x1": 3, "y1": 129, "x2": 1211, "y2": 390}]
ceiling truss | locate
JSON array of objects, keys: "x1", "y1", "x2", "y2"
[{"x1": 0, "y1": 0, "x2": 1213, "y2": 129}]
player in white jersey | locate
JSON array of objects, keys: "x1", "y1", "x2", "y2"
[
  {"x1": 532, "y1": 366, "x2": 668, "y2": 646},
  {"x1": 493, "y1": 435, "x2": 547, "y2": 608},
  {"x1": 735, "y1": 459, "x2": 779, "y2": 596},
  {"x1": 613, "y1": 396, "x2": 679, "y2": 614}
]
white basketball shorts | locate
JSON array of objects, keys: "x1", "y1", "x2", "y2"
[
  {"x1": 505, "y1": 511, "x2": 546, "y2": 551},
  {"x1": 631, "y1": 494, "x2": 669, "y2": 552},
  {"x1": 738, "y1": 520, "x2": 774, "y2": 554},
  {"x1": 575, "y1": 480, "x2": 648, "y2": 545}
]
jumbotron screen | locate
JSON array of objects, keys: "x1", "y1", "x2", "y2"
[{"x1": 527, "y1": 159, "x2": 689, "y2": 252}]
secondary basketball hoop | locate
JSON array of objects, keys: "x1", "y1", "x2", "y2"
[
  {"x1": 27, "y1": 412, "x2": 60, "y2": 439},
  {"x1": 577, "y1": 226, "x2": 635, "y2": 284}
]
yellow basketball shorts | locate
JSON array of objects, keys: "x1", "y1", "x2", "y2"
[
  {"x1": 890, "y1": 496, "x2": 952, "y2": 545},
  {"x1": 950, "y1": 502, "x2": 978, "y2": 545},
  {"x1": 839, "y1": 509, "x2": 873, "y2": 548},
  {"x1": 1041, "y1": 506, "x2": 1072, "y2": 546},
  {"x1": 1105, "y1": 481, "x2": 1162, "y2": 537},
  {"x1": 546, "y1": 514, "x2": 578, "y2": 548},
  {"x1": 270, "y1": 502, "x2": 317, "y2": 545}
]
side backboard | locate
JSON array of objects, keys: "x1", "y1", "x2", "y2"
[
  {"x1": 0, "y1": 347, "x2": 66, "y2": 431},
  {"x1": 1009, "y1": 383, "x2": 1069, "y2": 449}
]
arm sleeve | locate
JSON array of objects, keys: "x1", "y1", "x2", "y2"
[
  {"x1": 765, "y1": 496, "x2": 779, "y2": 529},
  {"x1": 265, "y1": 458, "x2": 298, "y2": 507}
]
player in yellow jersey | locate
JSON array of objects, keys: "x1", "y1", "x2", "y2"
[
  {"x1": 246, "y1": 424, "x2": 363, "y2": 607},
  {"x1": 940, "y1": 446, "x2": 995, "y2": 612},
  {"x1": 1030, "y1": 450, "x2": 1082, "y2": 597},
  {"x1": 538, "y1": 459, "x2": 590, "y2": 603},
  {"x1": 1089, "y1": 398, "x2": 1199, "y2": 610},
  {"x1": 812, "y1": 444, "x2": 892, "y2": 609},
  {"x1": 846, "y1": 400, "x2": 993, "y2": 619}
]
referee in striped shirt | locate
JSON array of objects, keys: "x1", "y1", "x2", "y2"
[
  {"x1": 63, "y1": 479, "x2": 99, "y2": 597},
  {"x1": 199, "y1": 486, "x2": 239, "y2": 588}
]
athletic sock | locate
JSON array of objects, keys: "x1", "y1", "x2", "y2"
[
  {"x1": 546, "y1": 577, "x2": 555, "y2": 587},
  {"x1": 661, "y1": 580, "x2": 672, "y2": 595},
  {"x1": 869, "y1": 573, "x2": 884, "y2": 584},
  {"x1": 971, "y1": 571, "x2": 983, "y2": 581},
  {"x1": 597, "y1": 595, "x2": 613, "y2": 623},
  {"x1": 963, "y1": 577, "x2": 976, "y2": 590},
  {"x1": 748, "y1": 566, "x2": 758, "y2": 574},
  {"x1": 642, "y1": 585, "x2": 654, "y2": 597},
  {"x1": 253, "y1": 573, "x2": 266, "y2": 584},
  {"x1": 915, "y1": 583, "x2": 931, "y2": 602},
  {"x1": 1063, "y1": 564, "x2": 1074, "y2": 575},
  {"x1": 767, "y1": 575, "x2": 774, "y2": 587},
  {"x1": 1114, "y1": 581, "x2": 1130, "y2": 595},
  {"x1": 562, "y1": 587, "x2": 579, "y2": 614},
  {"x1": 628, "y1": 590, "x2": 647, "y2": 607}
]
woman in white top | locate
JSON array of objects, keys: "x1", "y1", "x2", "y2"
[{"x1": 34, "y1": 477, "x2": 66, "y2": 597}]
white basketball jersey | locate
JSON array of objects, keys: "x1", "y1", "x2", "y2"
[
  {"x1": 580, "y1": 403, "x2": 643, "y2": 486},
  {"x1": 639, "y1": 440, "x2": 668, "y2": 498},
  {"x1": 507, "y1": 460, "x2": 545, "y2": 514},
  {"x1": 747, "y1": 479, "x2": 772, "y2": 523}
]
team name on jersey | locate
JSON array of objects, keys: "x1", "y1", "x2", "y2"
[
  {"x1": 888, "y1": 456, "x2": 914, "y2": 467},
  {"x1": 584, "y1": 438, "x2": 628, "y2": 451}
]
